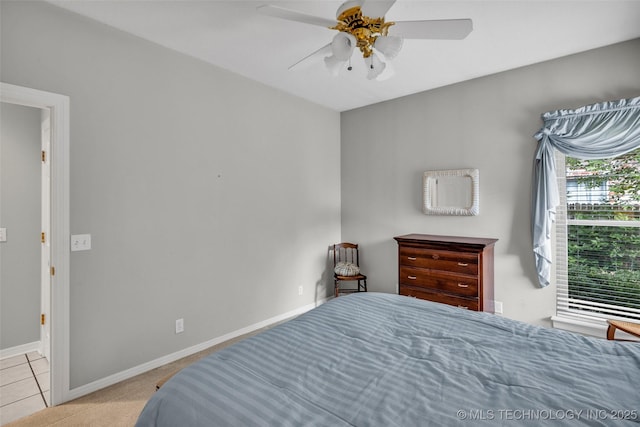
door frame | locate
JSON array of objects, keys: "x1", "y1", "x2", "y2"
[
  {"x1": 1, "y1": 82, "x2": 70, "y2": 405},
  {"x1": 41, "y1": 107, "x2": 51, "y2": 361}
]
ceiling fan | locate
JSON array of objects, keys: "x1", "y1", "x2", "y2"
[{"x1": 257, "y1": 0, "x2": 473, "y2": 80}]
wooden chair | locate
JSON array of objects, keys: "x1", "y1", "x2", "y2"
[
  {"x1": 333, "y1": 243, "x2": 367, "y2": 297},
  {"x1": 606, "y1": 319, "x2": 640, "y2": 341}
]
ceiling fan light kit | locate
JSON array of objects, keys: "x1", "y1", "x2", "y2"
[
  {"x1": 257, "y1": 0, "x2": 472, "y2": 81},
  {"x1": 374, "y1": 35, "x2": 403, "y2": 59},
  {"x1": 365, "y1": 53, "x2": 386, "y2": 80},
  {"x1": 326, "y1": 4, "x2": 402, "y2": 79}
]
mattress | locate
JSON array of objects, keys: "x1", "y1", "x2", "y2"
[{"x1": 136, "y1": 292, "x2": 640, "y2": 426}]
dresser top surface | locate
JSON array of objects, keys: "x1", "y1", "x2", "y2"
[{"x1": 394, "y1": 234, "x2": 498, "y2": 247}]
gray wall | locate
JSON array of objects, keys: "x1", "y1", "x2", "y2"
[
  {"x1": 3, "y1": 0, "x2": 638, "y2": 392},
  {"x1": 341, "y1": 38, "x2": 640, "y2": 326},
  {"x1": 0, "y1": 103, "x2": 42, "y2": 350},
  {"x1": 1, "y1": 1, "x2": 341, "y2": 388}
]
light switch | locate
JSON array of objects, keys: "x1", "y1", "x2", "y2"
[
  {"x1": 71, "y1": 234, "x2": 91, "y2": 251},
  {"x1": 0, "y1": 228, "x2": 6, "y2": 242}
]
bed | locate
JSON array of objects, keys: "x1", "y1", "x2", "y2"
[{"x1": 136, "y1": 293, "x2": 640, "y2": 426}]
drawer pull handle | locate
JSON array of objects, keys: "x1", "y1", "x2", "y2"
[
  {"x1": 407, "y1": 256, "x2": 417, "y2": 261},
  {"x1": 432, "y1": 254, "x2": 440, "y2": 260},
  {"x1": 457, "y1": 283, "x2": 469, "y2": 288},
  {"x1": 457, "y1": 262, "x2": 469, "y2": 267},
  {"x1": 457, "y1": 305, "x2": 469, "y2": 309},
  {"x1": 407, "y1": 276, "x2": 417, "y2": 280}
]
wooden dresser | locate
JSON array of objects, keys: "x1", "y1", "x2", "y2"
[{"x1": 394, "y1": 234, "x2": 498, "y2": 312}]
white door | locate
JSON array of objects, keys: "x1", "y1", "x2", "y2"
[{"x1": 40, "y1": 108, "x2": 51, "y2": 361}]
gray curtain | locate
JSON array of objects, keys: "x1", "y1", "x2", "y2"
[{"x1": 532, "y1": 97, "x2": 640, "y2": 287}]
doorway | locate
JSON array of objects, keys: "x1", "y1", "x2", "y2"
[
  {"x1": 0, "y1": 102, "x2": 50, "y2": 356},
  {"x1": 0, "y1": 83, "x2": 70, "y2": 406}
]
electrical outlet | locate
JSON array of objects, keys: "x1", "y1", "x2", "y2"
[
  {"x1": 298, "y1": 286, "x2": 303, "y2": 296},
  {"x1": 175, "y1": 318, "x2": 184, "y2": 334},
  {"x1": 0, "y1": 228, "x2": 6, "y2": 242},
  {"x1": 71, "y1": 234, "x2": 91, "y2": 251},
  {"x1": 494, "y1": 301, "x2": 503, "y2": 315}
]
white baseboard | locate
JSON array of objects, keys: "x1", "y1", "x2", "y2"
[
  {"x1": 65, "y1": 298, "x2": 329, "y2": 402},
  {"x1": 0, "y1": 341, "x2": 41, "y2": 360}
]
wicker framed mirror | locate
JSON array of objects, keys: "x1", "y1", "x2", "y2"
[{"x1": 423, "y1": 168, "x2": 479, "y2": 216}]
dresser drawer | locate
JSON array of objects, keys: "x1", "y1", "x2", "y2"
[
  {"x1": 400, "y1": 285, "x2": 479, "y2": 311},
  {"x1": 399, "y1": 247, "x2": 478, "y2": 275},
  {"x1": 399, "y1": 266, "x2": 478, "y2": 297}
]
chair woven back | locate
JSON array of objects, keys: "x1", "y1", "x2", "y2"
[{"x1": 333, "y1": 243, "x2": 360, "y2": 267}]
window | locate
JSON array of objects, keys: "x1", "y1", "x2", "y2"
[{"x1": 556, "y1": 148, "x2": 640, "y2": 321}]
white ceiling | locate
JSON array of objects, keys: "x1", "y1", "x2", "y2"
[{"x1": 47, "y1": 0, "x2": 640, "y2": 112}]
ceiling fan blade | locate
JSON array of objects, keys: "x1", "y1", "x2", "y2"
[
  {"x1": 257, "y1": 5, "x2": 336, "y2": 28},
  {"x1": 288, "y1": 43, "x2": 332, "y2": 70},
  {"x1": 360, "y1": 0, "x2": 397, "y2": 19},
  {"x1": 392, "y1": 19, "x2": 473, "y2": 40}
]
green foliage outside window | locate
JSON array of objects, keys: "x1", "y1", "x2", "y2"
[
  {"x1": 566, "y1": 149, "x2": 640, "y2": 315},
  {"x1": 568, "y1": 225, "x2": 640, "y2": 310},
  {"x1": 566, "y1": 150, "x2": 640, "y2": 206}
]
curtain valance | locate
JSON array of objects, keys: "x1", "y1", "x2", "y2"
[{"x1": 532, "y1": 97, "x2": 640, "y2": 287}]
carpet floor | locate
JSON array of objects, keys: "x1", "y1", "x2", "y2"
[{"x1": 4, "y1": 329, "x2": 262, "y2": 427}]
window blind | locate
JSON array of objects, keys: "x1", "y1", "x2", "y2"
[{"x1": 555, "y1": 151, "x2": 640, "y2": 322}]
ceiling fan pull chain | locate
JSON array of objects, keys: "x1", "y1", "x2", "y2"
[{"x1": 347, "y1": 57, "x2": 352, "y2": 71}]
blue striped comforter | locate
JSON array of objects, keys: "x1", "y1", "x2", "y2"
[{"x1": 136, "y1": 293, "x2": 640, "y2": 426}]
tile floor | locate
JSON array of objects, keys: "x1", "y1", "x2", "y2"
[{"x1": 0, "y1": 352, "x2": 49, "y2": 426}]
